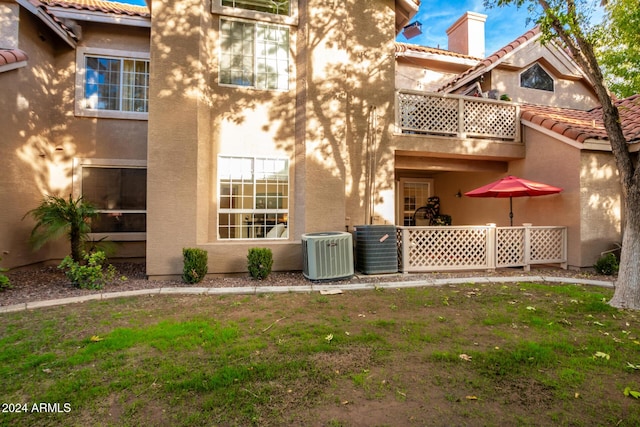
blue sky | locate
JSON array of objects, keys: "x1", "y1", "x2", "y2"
[
  {"x1": 399, "y1": 0, "x2": 536, "y2": 56},
  {"x1": 112, "y1": 0, "x2": 146, "y2": 5}
]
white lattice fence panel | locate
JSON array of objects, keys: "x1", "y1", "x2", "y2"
[
  {"x1": 406, "y1": 227, "x2": 489, "y2": 271},
  {"x1": 496, "y1": 227, "x2": 525, "y2": 267},
  {"x1": 530, "y1": 227, "x2": 566, "y2": 263},
  {"x1": 463, "y1": 100, "x2": 517, "y2": 139},
  {"x1": 398, "y1": 93, "x2": 459, "y2": 135}
]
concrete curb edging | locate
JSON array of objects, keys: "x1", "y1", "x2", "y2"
[{"x1": 0, "y1": 276, "x2": 615, "y2": 314}]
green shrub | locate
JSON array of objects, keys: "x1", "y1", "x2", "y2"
[
  {"x1": 25, "y1": 195, "x2": 98, "y2": 263},
  {"x1": 58, "y1": 251, "x2": 116, "y2": 289},
  {"x1": 0, "y1": 257, "x2": 10, "y2": 291},
  {"x1": 182, "y1": 248, "x2": 208, "y2": 284},
  {"x1": 247, "y1": 248, "x2": 273, "y2": 280},
  {"x1": 594, "y1": 253, "x2": 619, "y2": 276}
]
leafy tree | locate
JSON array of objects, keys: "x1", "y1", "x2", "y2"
[
  {"x1": 487, "y1": 0, "x2": 640, "y2": 309},
  {"x1": 596, "y1": 0, "x2": 640, "y2": 98},
  {"x1": 25, "y1": 195, "x2": 98, "y2": 263}
]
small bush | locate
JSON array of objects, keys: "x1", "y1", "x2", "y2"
[
  {"x1": 247, "y1": 248, "x2": 273, "y2": 280},
  {"x1": 0, "y1": 257, "x2": 10, "y2": 291},
  {"x1": 182, "y1": 248, "x2": 208, "y2": 284},
  {"x1": 594, "y1": 253, "x2": 619, "y2": 276},
  {"x1": 58, "y1": 251, "x2": 117, "y2": 289}
]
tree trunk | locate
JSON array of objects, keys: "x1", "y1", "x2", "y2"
[
  {"x1": 70, "y1": 225, "x2": 82, "y2": 263},
  {"x1": 610, "y1": 190, "x2": 640, "y2": 309},
  {"x1": 537, "y1": 0, "x2": 640, "y2": 309}
]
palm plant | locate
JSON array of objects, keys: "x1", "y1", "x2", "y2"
[{"x1": 25, "y1": 195, "x2": 98, "y2": 262}]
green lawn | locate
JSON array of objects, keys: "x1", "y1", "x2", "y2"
[{"x1": 1, "y1": 282, "x2": 639, "y2": 426}]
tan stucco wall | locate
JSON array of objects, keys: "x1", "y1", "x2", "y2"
[
  {"x1": 509, "y1": 128, "x2": 581, "y2": 266},
  {"x1": 578, "y1": 150, "x2": 622, "y2": 265},
  {"x1": 395, "y1": 61, "x2": 460, "y2": 92},
  {"x1": 488, "y1": 40, "x2": 598, "y2": 110},
  {"x1": 512, "y1": 127, "x2": 621, "y2": 268},
  {"x1": 146, "y1": 0, "x2": 397, "y2": 277},
  {"x1": 1, "y1": 9, "x2": 149, "y2": 269},
  {"x1": 491, "y1": 68, "x2": 598, "y2": 110}
]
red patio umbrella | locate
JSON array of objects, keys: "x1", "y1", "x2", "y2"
[{"x1": 464, "y1": 175, "x2": 563, "y2": 226}]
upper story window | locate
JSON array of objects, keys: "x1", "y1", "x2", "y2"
[
  {"x1": 75, "y1": 47, "x2": 150, "y2": 120},
  {"x1": 212, "y1": 0, "x2": 298, "y2": 25},
  {"x1": 221, "y1": 0, "x2": 289, "y2": 16},
  {"x1": 219, "y1": 18, "x2": 289, "y2": 90},
  {"x1": 520, "y1": 63, "x2": 554, "y2": 92}
]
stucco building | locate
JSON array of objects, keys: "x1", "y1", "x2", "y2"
[{"x1": 2, "y1": 0, "x2": 637, "y2": 277}]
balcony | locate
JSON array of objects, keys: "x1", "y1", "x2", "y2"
[{"x1": 396, "y1": 90, "x2": 521, "y2": 142}]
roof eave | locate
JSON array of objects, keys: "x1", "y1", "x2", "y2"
[
  {"x1": 396, "y1": 0, "x2": 420, "y2": 33},
  {"x1": 396, "y1": 49, "x2": 479, "y2": 67},
  {"x1": 45, "y1": 7, "x2": 151, "y2": 27},
  {"x1": 523, "y1": 119, "x2": 640, "y2": 152},
  {"x1": 443, "y1": 30, "x2": 543, "y2": 94},
  {"x1": 0, "y1": 60, "x2": 28, "y2": 73},
  {"x1": 17, "y1": 0, "x2": 77, "y2": 48}
]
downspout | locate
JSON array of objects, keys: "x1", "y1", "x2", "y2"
[{"x1": 365, "y1": 106, "x2": 378, "y2": 225}]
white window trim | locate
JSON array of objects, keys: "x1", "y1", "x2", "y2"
[
  {"x1": 72, "y1": 158, "x2": 147, "y2": 241},
  {"x1": 397, "y1": 178, "x2": 434, "y2": 226},
  {"x1": 75, "y1": 47, "x2": 150, "y2": 120},
  {"x1": 212, "y1": 0, "x2": 298, "y2": 26},
  {"x1": 519, "y1": 62, "x2": 555, "y2": 93},
  {"x1": 218, "y1": 17, "x2": 291, "y2": 92},
  {"x1": 217, "y1": 156, "x2": 290, "y2": 240}
]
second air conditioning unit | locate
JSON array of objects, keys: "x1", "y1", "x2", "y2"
[{"x1": 302, "y1": 231, "x2": 354, "y2": 280}]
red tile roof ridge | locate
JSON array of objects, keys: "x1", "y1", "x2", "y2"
[
  {"x1": 521, "y1": 96, "x2": 640, "y2": 144},
  {"x1": 40, "y1": 0, "x2": 149, "y2": 17},
  {"x1": 438, "y1": 26, "x2": 541, "y2": 93},
  {"x1": 0, "y1": 48, "x2": 29, "y2": 66},
  {"x1": 395, "y1": 42, "x2": 481, "y2": 61}
]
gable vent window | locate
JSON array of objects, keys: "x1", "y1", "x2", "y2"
[{"x1": 520, "y1": 63, "x2": 554, "y2": 92}]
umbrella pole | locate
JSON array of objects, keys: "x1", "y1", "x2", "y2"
[{"x1": 509, "y1": 197, "x2": 513, "y2": 226}]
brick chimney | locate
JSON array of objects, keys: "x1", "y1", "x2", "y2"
[{"x1": 446, "y1": 11, "x2": 487, "y2": 58}]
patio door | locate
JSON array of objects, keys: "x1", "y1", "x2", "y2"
[{"x1": 398, "y1": 178, "x2": 433, "y2": 226}]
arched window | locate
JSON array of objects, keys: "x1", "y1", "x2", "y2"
[{"x1": 520, "y1": 63, "x2": 554, "y2": 92}]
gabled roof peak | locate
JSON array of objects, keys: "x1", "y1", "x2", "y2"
[{"x1": 438, "y1": 26, "x2": 541, "y2": 93}]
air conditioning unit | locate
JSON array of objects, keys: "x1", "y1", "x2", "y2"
[{"x1": 302, "y1": 232, "x2": 354, "y2": 280}]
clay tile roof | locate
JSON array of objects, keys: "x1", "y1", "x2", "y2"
[
  {"x1": 521, "y1": 94, "x2": 640, "y2": 144},
  {"x1": 395, "y1": 42, "x2": 481, "y2": 61},
  {"x1": 0, "y1": 48, "x2": 28, "y2": 66},
  {"x1": 438, "y1": 26, "x2": 541, "y2": 93},
  {"x1": 41, "y1": 0, "x2": 149, "y2": 17}
]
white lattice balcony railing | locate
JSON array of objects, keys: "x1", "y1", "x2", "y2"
[
  {"x1": 396, "y1": 90, "x2": 520, "y2": 141},
  {"x1": 397, "y1": 224, "x2": 567, "y2": 273}
]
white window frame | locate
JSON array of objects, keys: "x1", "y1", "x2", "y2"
[
  {"x1": 218, "y1": 156, "x2": 289, "y2": 240},
  {"x1": 218, "y1": 17, "x2": 290, "y2": 91},
  {"x1": 397, "y1": 178, "x2": 434, "y2": 226},
  {"x1": 72, "y1": 158, "x2": 147, "y2": 241},
  {"x1": 212, "y1": 0, "x2": 298, "y2": 26},
  {"x1": 75, "y1": 47, "x2": 150, "y2": 120}
]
